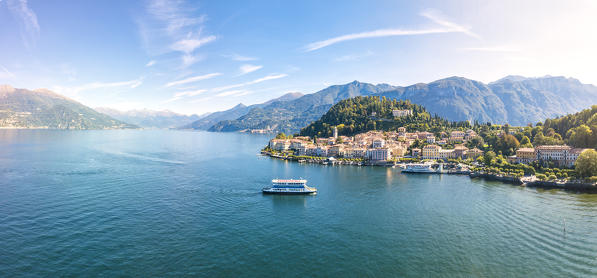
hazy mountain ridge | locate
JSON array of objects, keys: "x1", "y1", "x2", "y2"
[
  {"x1": 205, "y1": 75, "x2": 597, "y2": 134},
  {"x1": 0, "y1": 85, "x2": 136, "y2": 129},
  {"x1": 182, "y1": 92, "x2": 304, "y2": 130},
  {"x1": 208, "y1": 81, "x2": 393, "y2": 133},
  {"x1": 96, "y1": 107, "x2": 201, "y2": 129}
]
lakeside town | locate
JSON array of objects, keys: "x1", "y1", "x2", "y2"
[
  {"x1": 267, "y1": 126, "x2": 588, "y2": 168},
  {"x1": 263, "y1": 108, "x2": 596, "y2": 191}
]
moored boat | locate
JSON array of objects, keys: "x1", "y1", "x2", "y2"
[
  {"x1": 262, "y1": 179, "x2": 317, "y2": 195},
  {"x1": 402, "y1": 163, "x2": 437, "y2": 173}
]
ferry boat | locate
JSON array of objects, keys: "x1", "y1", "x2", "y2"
[
  {"x1": 262, "y1": 179, "x2": 317, "y2": 195},
  {"x1": 401, "y1": 163, "x2": 437, "y2": 173}
]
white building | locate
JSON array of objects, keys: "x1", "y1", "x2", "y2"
[
  {"x1": 372, "y1": 138, "x2": 386, "y2": 148},
  {"x1": 392, "y1": 109, "x2": 412, "y2": 117},
  {"x1": 367, "y1": 148, "x2": 391, "y2": 161}
]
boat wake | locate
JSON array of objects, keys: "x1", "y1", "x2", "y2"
[{"x1": 100, "y1": 150, "x2": 185, "y2": 165}]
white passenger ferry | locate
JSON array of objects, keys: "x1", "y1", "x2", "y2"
[
  {"x1": 262, "y1": 179, "x2": 317, "y2": 195},
  {"x1": 402, "y1": 163, "x2": 437, "y2": 173}
]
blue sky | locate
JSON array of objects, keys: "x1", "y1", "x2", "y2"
[{"x1": 1, "y1": 0, "x2": 597, "y2": 115}]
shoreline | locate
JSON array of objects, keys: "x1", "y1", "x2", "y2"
[{"x1": 262, "y1": 151, "x2": 597, "y2": 193}]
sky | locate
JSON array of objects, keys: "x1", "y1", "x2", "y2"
[{"x1": 1, "y1": 0, "x2": 597, "y2": 115}]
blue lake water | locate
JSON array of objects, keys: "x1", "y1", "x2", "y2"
[{"x1": 1, "y1": 129, "x2": 597, "y2": 277}]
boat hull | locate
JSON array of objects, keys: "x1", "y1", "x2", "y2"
[
  {"x1": 262, "y1": 188, "x2": 317, "y2": 195},
  {"x1": 401, "y1": 169, "x2": 437, "y2": 173}
]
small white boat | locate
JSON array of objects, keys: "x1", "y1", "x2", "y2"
[
  {"x1": 402, "y1": 163, "x2": 437, "y2": 173},
  {"x1": 262, "y1": 179, "x2": 317, "y2": 195}
]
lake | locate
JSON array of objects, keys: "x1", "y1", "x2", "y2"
[{"x1": 1, "y1": 129, "x2": 597, "y2": 277}]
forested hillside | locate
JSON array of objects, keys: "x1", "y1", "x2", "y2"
[{"x1": 298, "y1": 96, "x2": 470, "y2": 137}]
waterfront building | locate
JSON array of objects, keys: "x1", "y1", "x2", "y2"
[
  {"x1": 453, "y1": 145, "x2": 468, "y2": 159},
  {"x1": 329, "y1": 145, "x2": 345, "y2": 157},
  {"x1": 290, "y1": 139, "x2": 307, "y2": 150},
  {"x1": 534, "y1": 145, "x2": 588, "y2": 167},
  {"x1": 346, "y1": 148, "x2": 366, "y2": 158},
  {"x1": 305, "y1": 146, "x2": 318, "y2": 156},
  {"x1": 515, "y1": 148, "x2": 536, "y2": 164},
  {"x1": 567, "y1": 148, "x2": 591, "y2": 167},
  {"x1": 269, "y1": 139, "x2": 290, "y2": 151},
  {"x1": 466, "y1": 148, "x2": 484, "y2": 159},
  {"x1": 536, "y1": 145, "x2": 571, "y2": 166},
  {"x1": 422, "y1": 145, "x2": 442, "y2": 159},
  {"x1": 426, "y1": 135, "x2": 436, "y2": 144},
  {"x1": 367, "y1": 148, "x2": 391, "y2": 161},
  {"x1": 315, "y1": 146, "x2": 330, "y2": 157},
  {"x1": 439, "y1": 149, "x2": 454, "y2": 159}
]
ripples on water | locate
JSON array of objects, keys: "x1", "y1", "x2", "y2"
[{"x1": 1, "y1": 129, "x2": 597, "y2": 277}]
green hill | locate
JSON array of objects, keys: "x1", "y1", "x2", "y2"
[
  {"x1": 540, "y1": 105, "x2": 597, "y2": 148},
  {"x1": 298, "y1": 96, "x2": 470, "y2": 137},
  {"x1": 0, "y1": 85, "x2": 137, "y2": 129}
]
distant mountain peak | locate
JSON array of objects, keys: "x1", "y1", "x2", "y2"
[
  {"x1": 0, "y1": 84, "x2": 15, "y2": 93},
  {"x1": 0, "y1": 86, "x2": 135, "y2": 129},
  {"x1": 492, "y1": 75, "x2": 528, "y2": 83},
  {"x1": 233, "y1": 103, "x2": 247, "y2": 109}
]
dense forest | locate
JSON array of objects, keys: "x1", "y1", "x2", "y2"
[
  {"x1": 540, "y1": 105, "x2": 597, "y2": 149},
  {"x1": 298, "y1": 96, "x2": 471, "y2": 137}
]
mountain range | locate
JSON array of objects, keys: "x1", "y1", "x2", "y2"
[
  {"x1": 181, "y1": 92, "x2": 304, "y2": 130},
  {"x1": 95, "y1": 107, "x2": 202, "y2": 129},
  {"x1": 194, "y1": 76, "x2": 597, "y2": 134},
  {"x1": 0, "y1": 85, "x2": 136, "y2": 129}
]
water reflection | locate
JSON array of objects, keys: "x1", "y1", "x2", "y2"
[{"x1": 267, "y1": 194, "x2": 312, "y2": 208}]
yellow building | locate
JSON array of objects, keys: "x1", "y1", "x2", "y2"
[{"x1": 422, "y1": 145, "x2": 441, "y2": 159}]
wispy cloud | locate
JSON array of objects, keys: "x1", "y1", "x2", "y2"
[
  {"x1": 53, "y1": 78, "x2": 143, "y2": 96},
  {"x1": 216, "y1": 89, "x2": 252, "y2": 97},
  {"x1": 164, "y1": 88, "x2": 207, "y2": 103},
  {"x1": 165, "y1": 73, "x2": 288, "y2": 103},
  {"x1": 0, "y1": 65, "x2": 16, "y2": 79},
  {"x1": 170, "y1": 35, "x2": 216, "y2": 53},
  {"x1": 165, "y1": 72, "x2": 221, "y2": 87},
  {"x1": 146, "y1": 60, "x2": 156, "y2": 67},
  {"x1": 223, "y1": 53, "x2": 258, "y2": 61},
  {"x1": 304, "y1": 10, "x2": 477, "y2": 51},
  {"x1": 239, "y1": 64, "x2": 263, "y2": 75},
  {"x1": 461, "y1": 45, "x2": 520, "y2": 52},
  {"x1": 334, "y1": 50, "x2": 374, "y2": 62},
  {"x1": 6, "y1": 0, "x2": 40, "y2": 49},
  {"x1": 139, "y1": 0, "x2": 215, "y2": 67},
  {"x1": 212, "y1": 73, "x2": 288, "y2": 92}
]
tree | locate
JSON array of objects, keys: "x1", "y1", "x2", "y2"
[
  {"x1": 576, "y1": 149, "x2": 597, "y2": 178},
  {"x1": 483, "y1": 151, "x2": 496, "y2": 166},
  {"x1": 466, "y1": 136, "x2": 484, "y2": 149},
  {"x1": 496, "y1": 134, "x2": 520, "y2": 156},
  {"x1": 275, "y1": 132, "x2": 287, "y2": 139},
  {"x1": 520, "y1": 136, "x2": 532, "y2": 148},
  {"x1": 569, "y1": 125, "x2": 593, "y2": 148}
]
